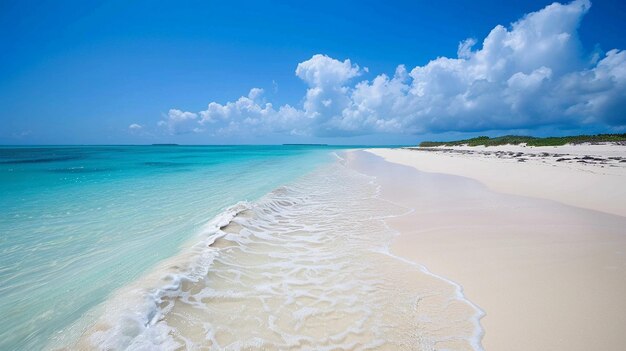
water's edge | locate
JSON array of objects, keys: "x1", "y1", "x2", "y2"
[{"x1": 49, "y1": 150, "x2": 485, "y2": 350}]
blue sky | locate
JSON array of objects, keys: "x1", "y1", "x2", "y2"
[{"x1": 1, "y1": 0, "x2": 625, "y2": 145}]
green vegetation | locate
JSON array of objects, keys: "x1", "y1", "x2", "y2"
[{"x1": 419, "y1": 133, "x2": 626, "y2": 147}]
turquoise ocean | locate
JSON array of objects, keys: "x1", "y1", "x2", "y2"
[{"x1": 0, "y1": 145, "x2": 349, "y2": 350}]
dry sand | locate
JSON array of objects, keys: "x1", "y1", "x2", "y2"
[
  {"x1": 371, "y1": 144, "x2": 626, "y2": 217},
  {"x1": 351, "y1": 146, "x2": 626, "y2": 350}
]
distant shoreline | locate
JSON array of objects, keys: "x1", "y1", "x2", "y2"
[{"x1": 419, "y1": 133, "x2": 626, "y2": 147}]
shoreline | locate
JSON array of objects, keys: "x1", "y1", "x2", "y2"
[
  {"x1": 43, "y1": 146, "x2": 626, "y2": 349},
  {"x1": 358, "y1": 146, "x2": 626, "y2": 350},
  {"x1": 58, "y1": 153, "x2": 485, "y2": 350}
]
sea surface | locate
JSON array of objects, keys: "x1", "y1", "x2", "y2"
[
  {"x1": 0, "y1": 145, "x2": 482, "y2": 350},
  {"x1": 0, "y1": 145, "x2": 343, "y2": 350}
]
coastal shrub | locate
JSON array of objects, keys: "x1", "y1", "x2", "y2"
[{"x1": 418, "y1": 133, "x2": 626, "y2": 147}]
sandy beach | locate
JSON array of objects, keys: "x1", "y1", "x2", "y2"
[
  {"x1": 6, "y1": 0, "x2": 626, "y2": 348},
  {"x1": 355, "y1": 145, "x2": 626, "y2": 350},
  {"x1": 373, "y1": 144, "x2": 626, "y2": 217}
]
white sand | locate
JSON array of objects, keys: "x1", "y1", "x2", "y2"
[
  {"x1": 354, "y1": 146, "x2": 626, "y2": 351},
  {"x1": 370, "y1": 144, "x2": 626, "y2": 217}
]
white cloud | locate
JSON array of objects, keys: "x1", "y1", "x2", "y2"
[
  {"x1": 162, "y1": 0, "x2": 625, "y2": 137},
  {"x1": 158, "y1": 109, "x2": 199, "y2": 134},
  {"x1": 196, "y1": 88, "x2": 308, "y2": 136},
  {"x1": 457, "y1": 38, "x2": 477, "y2": 59},
  {"x1": 129, "y1": 123, "x2": 142, "y2": 130},
  {"x1": 295, "y1": 54, "x2": 362, "y2": 87}
]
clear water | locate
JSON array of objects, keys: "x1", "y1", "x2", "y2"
[
  {"x1": 73, "y1": 159, "x2": 480, "y2": 350},
  {"x1": 0, "y1": 145, "x2": 345, "y2": 350},
  {"x1": 49, "y1": 151, "x2": 481, "y2": 350}
]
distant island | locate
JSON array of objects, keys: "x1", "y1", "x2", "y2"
[
  {"x1": 151, "y1": 143, "x2": 179, "y2": 146},
  {"x1": 419, "y1": 133, "x2": 626, "y2": 147},
  {"x1": 283, "y1": 143, "x2": 328, "y2": 146}
]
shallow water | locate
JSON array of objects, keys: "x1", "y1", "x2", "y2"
[
  {"x1": 1, "y1": 146, "x2": 482, "y2": 350},
  {"x1": 0, "y1": 145, "x2": 338, "y2": 350},
  {"x1": 65, "y1": 154, "x2": 481, "y2": 350}
]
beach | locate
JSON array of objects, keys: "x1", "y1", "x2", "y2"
[
  {"x1": 4, "y1": 144, "x2": 626, "y2": 350},
  {"x1": 363, "y1": 145, "x2": 626, "y2": 350},
  {"x1": 6, "y1": 0, "x2": 626, "y2": 348},
  {"x1": 19, "y1": 146, "x2": 485, "y2": 350},
  {"x1": 371, "y1": 144, "x2": 626, "y2": 216}
]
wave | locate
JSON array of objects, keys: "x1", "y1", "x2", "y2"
[{"x1": 50, "y1": 158, "x2": 484, "y2": 350}]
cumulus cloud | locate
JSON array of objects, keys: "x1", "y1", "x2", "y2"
[
  {"x1": 196, "y1": 88, "x2": 307, "y2": 136},
  {"x1": 128, "y1": 123, "x2": 142, "y2": 130},
  {"x1": 161, "y1": 0, "x2": 625, "y2": 137},
  {"x1": 158, "y1": 109, "x2": 200, "y2": 134},
  {"x1": 295, "y1": 54, "x2": 362, "y2": 87}
]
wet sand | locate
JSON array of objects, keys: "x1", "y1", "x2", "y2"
[{"x1": 349, "y1": 149, "x2": 626, "y2": 351}]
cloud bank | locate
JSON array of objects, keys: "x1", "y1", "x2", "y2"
[{"x1": 161, "y1": 0, "x2": 626, "y2": 137}]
